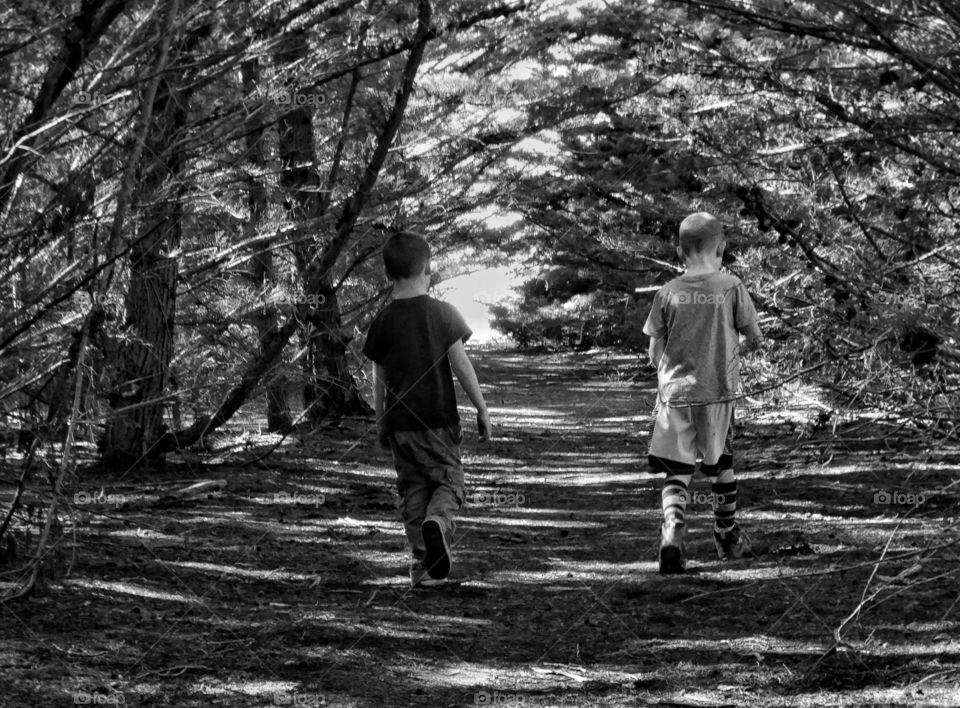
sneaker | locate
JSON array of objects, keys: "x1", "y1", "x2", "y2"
[
  {"x1": 714, "y1": 524, "x2": 751, "y2": 560},
  {"x1": 658, "y1": 522, "x2": 686, "y2": 575},
  {"x1": 409, "y1": 561, "x2": 428, "y2": 588},
  {"x1": 409, "y1": 561, "x2": 446, "y2": 588},
  {"x1": 421, "y1": 516, "x2": 451, "y2": 580}
]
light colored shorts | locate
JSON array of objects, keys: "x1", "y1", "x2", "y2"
[{"x1": 648, "y1": 401, "x2": 734, "y2": 467}]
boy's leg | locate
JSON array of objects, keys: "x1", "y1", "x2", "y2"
[
  {"x1": 390, "y1": 424, "x2": 463, "y2": 580},
  {"x1": 421, "y1": 423, "x2": 465, "y2": 542},
  {"x1": 649, "y1": 403, "x2": 696, "y2": 573},
  {"x1": 389, "y1": 433, "x2": 434, "y2": 565},
  {"x1": 694, "y1": 402, "x2": 736, "y2": 532},
  {"x1": 695, "y1": 403, "x2": 749, "y2": 559},
  {"x1": 420, "y1": 424, "x2": 464, "y2": 579},
  {"x1": 649, "y1": 403, "x2": 696, "y2": 526},
  {"x1": 394, "y1": 480, "x2": 431, "y2": 563}
]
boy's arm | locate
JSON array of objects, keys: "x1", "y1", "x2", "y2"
[
  {"x1": 735, "y1": 283, "x2": 763, "y2": 353},
  {"x1": 447, "y1": 339, "x2": 490, "y2": 442},
  {"x1": 642, "y1": 290, "x2": 666, "y2": 369},
  {"x1": 648, "y1": 334, "x2": 665, "y2": 368},
  {"x1": 372, "y1": 362, "x2": 390, "y2": 449}
]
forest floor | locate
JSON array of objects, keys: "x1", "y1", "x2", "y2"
[{"x1": 1, "y1": 347, "x2": 959, "y2": 707}]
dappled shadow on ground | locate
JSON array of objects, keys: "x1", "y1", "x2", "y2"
[{"x1": 1, "y1": 348, "x2": 958, "y2": 706}]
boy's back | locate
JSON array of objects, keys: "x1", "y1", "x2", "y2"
[
  {"x1": 644, "y1": 271, "x2": 761, "y2": 406},
  {"x1": 363, "y1": 294, "x2": 471, "y2": 431}
]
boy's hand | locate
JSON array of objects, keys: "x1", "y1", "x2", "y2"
[
  {"x1": 476, "y1": 410, "x2": 491, "y2": 442},
  {"x1": 740, "y1": 336, "x2": 764, "y2": 355}
]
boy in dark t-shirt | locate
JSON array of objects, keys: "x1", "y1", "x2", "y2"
[{"x1": 363, "y1": 232, "x2": 491, "y2": 587}]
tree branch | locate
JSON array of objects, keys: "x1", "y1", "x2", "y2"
[
  {"x1": 0, "y1": 0, "x2": 128, "y2": 221},
  {"x1": 314, "y1": 0, "x2": 434, "y2": 281}
]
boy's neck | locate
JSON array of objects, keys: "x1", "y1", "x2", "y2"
[
  {"x1": 392, "y1": 279, "x2": 428, "y2": 299},
  {"x1": 681, "y1": 257, "x2": 720, "y2": 276}
]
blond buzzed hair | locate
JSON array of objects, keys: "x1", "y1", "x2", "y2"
[{"x1": 678, "y1": 212, "x2": 722, "y2": 257}]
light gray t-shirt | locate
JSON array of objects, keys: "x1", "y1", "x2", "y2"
[{"x1": 643, "y1": 271, "x2": 761, "y2": 406}]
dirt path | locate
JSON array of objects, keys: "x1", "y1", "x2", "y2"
[{"x1": 2, "y1": 348, "x2": 959, "y2": 707}]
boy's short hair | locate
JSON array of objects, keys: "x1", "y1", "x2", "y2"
[
  {"x1": 383, "y1": 231, "x2": 431, "y2": 280},
  {"x1": 678, "y1": 212, "x2": 722, "y2": 257}
]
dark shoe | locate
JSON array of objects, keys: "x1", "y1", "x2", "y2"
[
  {"x1": 659, "y1": 522, "x2": 686, "y2": 574},
  {"x1": 714, "y1": 524, "x2": 751, "y2": 560},
  {"x1": 421, "y1": 516, "x2": 451, "y2": 580}
]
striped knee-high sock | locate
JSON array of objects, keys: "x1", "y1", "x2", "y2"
[
  {"x1": 711, "y1": 467, "x2": 738, "y2": 533},
  {"x1": 662, "y1": 473, "x2": 693, "y2": 527}
]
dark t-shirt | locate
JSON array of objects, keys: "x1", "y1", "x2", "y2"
[{"x1": 362, "y1": 295, "x2": 472, "y2": 432}]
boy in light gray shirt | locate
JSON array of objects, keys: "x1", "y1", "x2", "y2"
[{"x1": 643, "y1": 212, "x2": 762, "y2": 574}]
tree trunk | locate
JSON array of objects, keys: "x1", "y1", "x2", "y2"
[
  {"x1": 242, "y1": 56, "x2": 292, "y2": 432},
  {"x1": 101, "y1": 49, "x2": 185, "y2": 468},
  {"x1": 275, "y1": 29, "x2": 369, "y2": 423},
  {"x1": 304, "y1": 280, "x2": 372, "y2": 420},
  {"x1": 103, "y1": 251, "x2": 178, "y2": 466}
]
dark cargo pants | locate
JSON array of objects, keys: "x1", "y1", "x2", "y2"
[{"x1": 387, "y1": 423, "x2": 464, "y2": 561}]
